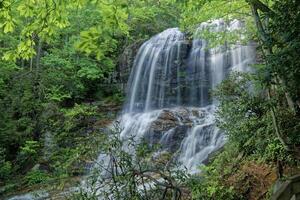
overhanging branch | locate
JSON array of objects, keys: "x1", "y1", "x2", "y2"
[{"x1": 246, "y1": 0, "x2": 275, "y2": 16}]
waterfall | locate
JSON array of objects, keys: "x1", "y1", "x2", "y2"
[
  {"x1": 5, "y1": 19, "x2": 256, "y2": 200},
  {"x1": 126, "y1": 28, "x2": 186, "y2": 112},
  {"x1": 119, "y1": 19, "x2": 255, "y2": 173}
]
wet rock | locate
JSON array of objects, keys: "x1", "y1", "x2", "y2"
[
  {"x1": 145, "y1": 108, "x2": 207, "y2": 153},
  {"x1": 165, "y1": 125, "x2": 189, "y2": 152},
  {"x1": 271, "y1": 174, "x2": 300, "y2": 200},
  {"x1": 176, "y1": 108, "x2": 192, "y2": 123},
  {"x1": 117, "y1": 40, "x2": 145, "y2": 88},
  {"x1": 150, "y1": 110, "x2": 180, "y2": 132},
  {"x1": 149, "y1": 108, "x2": 205, "y2": 136},
  {"x1": 191, "y1": 109, "x2": 200, "y2": 117}
]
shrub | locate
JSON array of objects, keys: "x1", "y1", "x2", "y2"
[{"x1": 25, "y1": 170, "x2": 51, "y2": 186}]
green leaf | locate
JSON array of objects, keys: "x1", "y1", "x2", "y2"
[{"x1": 3, "y1": 21, "x2": 14, "y2": 33}]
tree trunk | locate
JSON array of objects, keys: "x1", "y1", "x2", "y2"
[
  {"x1": 35, "y1": 38, "x2": 42, "y2": 77},
  {"x1": 267, "y1": 88, "x2": 290, "y2": 151},
  {"x1": 250, "y1": 2, "x2": 297, "y2": 114}
]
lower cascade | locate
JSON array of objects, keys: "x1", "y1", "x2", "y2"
[
  {"x1": 120, "y1": 106, "x2": 224, "y2": 173},
  {"x1": 119, "y1": 19, "x2": 256, "y2": 173}
]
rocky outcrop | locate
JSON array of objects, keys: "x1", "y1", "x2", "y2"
[
  {"x1": 150, "y1": 108, "x2": 203, "y2": 132},
  {"x1": 117, "y1": 40, "x2": 145, "y2": 88},
  {"x1": 150, "y1": 110, "x2": 181, "y2": 132},
  {"x1": 143, "y1": 108, "x2": 205, "y2": 153},
  {"x1": 271, "y1": 175, "x2": 300, "y2": 200}
]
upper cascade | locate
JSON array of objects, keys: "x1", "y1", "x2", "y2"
[
  {"x1": 126, "y1": 27, "x2": 187, "y2": 112},
  {"x1": 125, "y1": 19, "x2": 256, "y2": 113}
]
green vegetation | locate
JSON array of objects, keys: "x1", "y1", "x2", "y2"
[
  {"x1": 180, "y1": 0, "x2": 300, "y2": 199},
  {"x1": 71, "y1": 131, "x2": 189, "y2": 200},
  {"x1": 1, "y1": 0, "x2": 300, "y2": 199},
  {"x1": 0, "y1": 0, "x2": 180, "y2": 197}
]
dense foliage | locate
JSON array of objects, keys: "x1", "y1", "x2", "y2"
[
  {"x1": 180, "y1": 0, "x2": 300, "y2": 199},
  {"x1": 71, "y1": 128, "x2": 189, "y2": 200},
  {"x1": 0, "y1": 0, "x2": 180, "y2": 196},
  {"x1": 0, "y1": 0, "x2": 300, "y2": 199}
]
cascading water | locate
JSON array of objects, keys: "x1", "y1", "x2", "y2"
[
  {"x1": 6, "y1": 19, "x2": 255, "y2": 200},
  {"x1": 119, "y1": 19, "x2": 255, "y2": 173},
  {"x1": 126, "y1": 28, "x2": 187, "y2": 112}
]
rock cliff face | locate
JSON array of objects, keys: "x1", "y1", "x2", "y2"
[{"x1": 117, "y1": 40, "x2": 145, "y2": 89}]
